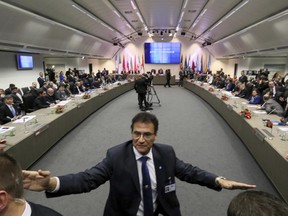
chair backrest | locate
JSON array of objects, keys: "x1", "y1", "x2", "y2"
[
  {"x1": 22, "y1": 93, "x2": 35, "y2": 113},
  {"x1": 21, "y1": 87, "x2": 31, "y2": 95}
]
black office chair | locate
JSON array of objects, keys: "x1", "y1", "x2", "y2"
[
  {"x1": 21, "y1": 87, "x2": 31, "y2": 95},
  {"x1": 22, "y1": 93, "x2": 36, "y2": 113}
]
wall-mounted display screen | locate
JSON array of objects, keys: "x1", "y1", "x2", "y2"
[
  {"x1": 16, "y1": 55, "x2": 34, "y2": 70},
  {"x1": 144, "y1": 42, "x2": 181, "y2": 64}
]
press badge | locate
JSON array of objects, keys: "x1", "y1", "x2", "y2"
[{"x1": 165, "y1": 184, "x2": 176, "y2": 193}]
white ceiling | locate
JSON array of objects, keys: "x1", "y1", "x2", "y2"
[{"x1": 0, "y1": 0, "x2": 287, "y2": 59}]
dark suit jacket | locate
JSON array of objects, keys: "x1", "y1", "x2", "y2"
[
  {"x1": 29, "y1": 201, "x2": 62, "y2": 216},
  {"x1": 33, "y1": 96, "x2": 50, "y2": 110},
  {"x1": 263, "y1": 98, "x2": 284, "y2": 116},
  {"x1": 72, "y1": 86, "x2": 84, "y2": 95},
  {"x1": 46, "y1": 141, "x2": 221, "y2": 216},
  {"x1": 0, "y1": 104, "x2": 20, "y2": 124},
  {"x1": 134, "y1": 78, "x2": 148, "y2": 94},
  {"x1": 37, "y1": 77, "x2": 45, "y2": 88}
]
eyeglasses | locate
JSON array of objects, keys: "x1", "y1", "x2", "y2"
[{"x1": 132, "y1": 131, "x2": 154, "y2": 139}]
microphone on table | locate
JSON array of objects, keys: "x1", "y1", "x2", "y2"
[
  {"x1": 267, "y1": 106, "x2": 276, "y2": 115},
  {"x1": 261, "y1": 102, "x2": 266, "y2": 108}
]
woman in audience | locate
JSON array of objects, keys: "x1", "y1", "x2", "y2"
[
  {"x1": 247, "y1": 89, "x2": 262, "y2": 104},
  {"x1": 59, "y1": 71, "x2": 65, "y2": 84}
]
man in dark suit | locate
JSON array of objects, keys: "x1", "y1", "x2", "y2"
[
  {"x1": 37, "y1": 72, "x2": 46, "y2": 88},
  {"x1": 238, "y1": 70, "x2": 248, "y2": 84},
  {"x1": 134, "y1": 74, "x2": 152, "y2": 111},
  {"x1": 11, "y1": 87, "x2": 24, "y2": 110},
  {"x1": 4, "y1": 83, "x2": 15, "y2": 95},
  {"x1": 22, "y1": 112, "x2": 256, "y2": 216},
  {"x1": 0, "y1": 95, "x2": 21, "y2": 124},
  {"x1": 45, "y1": 88, "x2": 58, "y2": 104},
  {"x1": 0, "y1": 152, "x2": 62, "y2": 216},
  {"x1": 33, "y1": 89, "x2": 52, "y2": 110},
  {"x1": 164, "y1": 69, "x2": 171, "y2": 87},
  {"x1": 71, "y1": 81, "x2": 85, "y2": 95}
]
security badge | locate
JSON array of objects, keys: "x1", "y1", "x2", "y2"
[
  {"x1": 165, "y1": 177, "x2": 175, "y2": 193},
  {"x1": 165, "y1": 183, "x2": 176, "y2": 193}
]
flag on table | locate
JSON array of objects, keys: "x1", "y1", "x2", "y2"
[
  {"x1": 122, "y1": 55, "x2": 126, "y2": 71},
  {"x1": 127, "y1": 56, "x2": 129, "y2": 71},
  {"x1": 192, "y1": 61, "x2": 195, "y2": 72},
  {"x1": 203, "y1": 54, "x2": 207, "y2": 73},
  {"x1": 141, "y1": 54, "x2": 145, "y2": 73},
  {"x1": 134, "y1": 55, "x2": 137, "y2": 72},
  {"x1": 130, "y1": 57, "x2": 133, "y2": 72},
  {"x1": 184, "y1": 55, "x2": 188, "y2": 69},
  {"x1": 207, "y1": 54, "x2": 211, "y2": 70}
]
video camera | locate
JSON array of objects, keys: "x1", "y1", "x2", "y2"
[{"x1": 144, "y1": 72, "x2": 153, "y2": 86}]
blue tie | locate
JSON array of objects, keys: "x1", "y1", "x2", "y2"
[
  {"x1": 140, "y1": 156, "x2": 153, "y2": 216},
  {"x1": 10, "y1": 105, "x2": 16, "y2": 117}
]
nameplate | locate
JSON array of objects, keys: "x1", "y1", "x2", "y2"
[
  {"x1": 226, "y1": 104, "x2": 233, "y2": 111},
  {"x1": 262, "y1": 129, "x2": 274, "y2": 139},
  {"x1": 254, "y1": 128, "x2": 266, "y2": 142},
  {"x1": 33, "y1": 124, "x2": 49, "y2": 136}
]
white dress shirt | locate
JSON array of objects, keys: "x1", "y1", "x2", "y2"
[{"x1": 22, "y1": 201, "x2": 32, "y2": 216}]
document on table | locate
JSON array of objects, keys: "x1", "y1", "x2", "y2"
[
  {"x1": 247, "y1": 105, "x2": 258, "y2": 108},
  {"x1": 50, "y1": 100, "x2": 70, "y2": 108},
  {"x1": 221, "y1": 91, "x2": 233, "y2": 97},
  {"x1": 0, "y1": 126, "x2": 15, "y2": 134},
  {"x1": 278, "y1": 127, "x2": 288, "y2": 132},
  {"x1": 252, "y1": 110, "x2": 267, "y2": 114},
  {"x1": 13, "y1": 115, "x2": 36, "y2": 124}
]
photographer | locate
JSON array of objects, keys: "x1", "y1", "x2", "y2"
[{"x1": 134, "y1": 74, "x2": 152, "y2": 111}]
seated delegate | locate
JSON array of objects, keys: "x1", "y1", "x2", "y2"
[
  {"x1": 257, "y1": 92, "x2": 284, "y2": 116},
  {"x1": 0, "y1": 95, "x2": 22, "y2": 124},
  {"x1": 247, "y1": 89, "x2": 262, "y2": 104},
  {"x1": 33, "y1": 89, "x2": 53, "y2": 110}
]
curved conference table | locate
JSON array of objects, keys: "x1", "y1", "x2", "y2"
[
  {"x1": 183, "y1": 80, "x2": 288, "y2": 203},
  {"x1": 1, "y1": 81, "x2": 134, "y2": 169}
]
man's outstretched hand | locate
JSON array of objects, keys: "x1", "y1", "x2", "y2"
[
  {"x1": 218, "y1": 178, "x2": 256, "y2": 190},
  {"x1": 22, "y1": 170, "x2": 52, "y2": 191}
]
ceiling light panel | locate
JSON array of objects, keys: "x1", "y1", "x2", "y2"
[
  {"x1": 200, "y1": 0, "x2": 288, "y2": 43},
  {"x1": 135, "y1": 0, "x2": 182, "y2": 29},
  {"x1": 191, "y1": 0, "x2": 239, "y2": 36}
]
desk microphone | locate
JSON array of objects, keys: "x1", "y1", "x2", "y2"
[{"x1": 267, "y1": 107, "x2": 276, "y2": 115}]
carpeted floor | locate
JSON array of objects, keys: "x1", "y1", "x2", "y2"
[{"x1": 24, "y1": 85, "x2": 279, "y2": 216}]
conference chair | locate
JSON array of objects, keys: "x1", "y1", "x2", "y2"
[
  {"x1": 21, "y1": 87, "x2": 31, "y2": 95},
  {"x1": 22, "y1": 93, "x2": 36, "y2": 113}
]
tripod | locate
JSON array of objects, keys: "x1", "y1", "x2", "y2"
[{"x1": 146, "y1": 85, "x2": 161, "y2": 106}]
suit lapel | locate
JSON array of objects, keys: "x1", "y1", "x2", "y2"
[
  {"x1": 6, "y1": 105, "x2": 14, "y2": 117},
  {"x1": 125, "y1": 145, "x2": 140, "y2": 194},
  {"x1": 152, "y1": 147, "x2": 166, "y2": 190}
]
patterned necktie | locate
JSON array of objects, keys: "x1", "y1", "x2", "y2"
[{"x1": 139, "y1": 156, "x2": 153, "y2": 216}]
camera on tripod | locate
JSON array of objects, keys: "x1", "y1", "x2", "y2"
[{"x1": 144, "y1": 72, "x2": 153, "y2": 86}]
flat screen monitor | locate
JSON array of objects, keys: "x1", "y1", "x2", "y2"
[
  {"x1": 144, "y1": 42, "x2": 181, "y2": 64},
  {"x1": 16, "y1": 55, "x2": 34, "y2": 70}
]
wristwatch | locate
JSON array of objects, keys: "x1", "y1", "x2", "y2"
[{"x1": 215, "y1": 176, "x2": 226, "y2": 186}]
